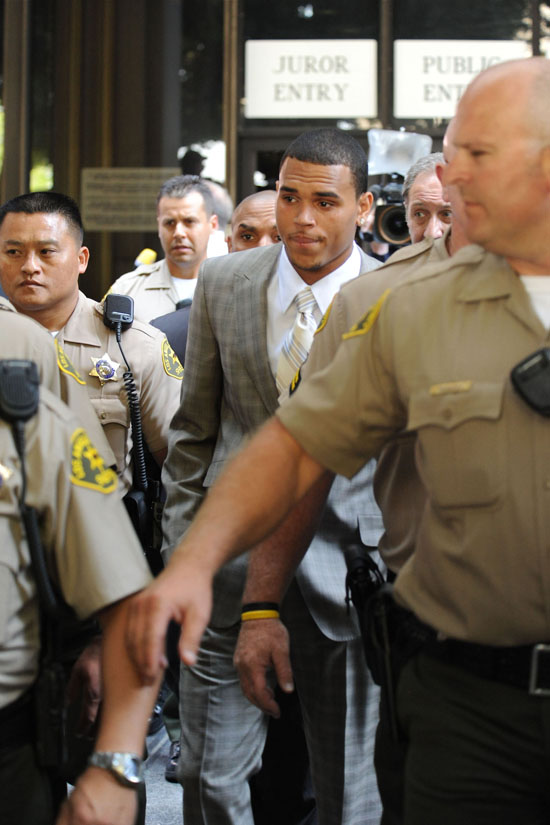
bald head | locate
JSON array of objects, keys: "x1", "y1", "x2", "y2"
[
  {"x1": 464, "y1": 57, "x2": 550, "y2": 144},
  {"x1": 443, "y1": 57, "x2": 550, "y2": 273},
  {"x1": 228, "y1": 191, "x2": 280, "y2": 253}
]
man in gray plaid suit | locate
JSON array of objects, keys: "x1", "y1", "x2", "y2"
[{"x1": 161, "y1": 128, "x2": 383, "y2": 825}]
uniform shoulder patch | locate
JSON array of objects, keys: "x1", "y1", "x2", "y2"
[
  {"x1": 70, "y1": 428, "x2": 118, "y2": 493},
  {"x1": 342, "y1": 289, "x2": 391, "y2": 340},
  {"x1": 314, "y1": 299, "x2": 333, "y2": 336},
  {"x1": 56, "y1": 340, "x2": 86, "y2": 385},
  {"x1": 161, "y1": 338, "x2": 184, "y2": 379}
]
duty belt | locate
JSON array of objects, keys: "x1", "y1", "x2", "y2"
[{"x1": 423, "y1": 632, "x2": 550, "y2": 696}]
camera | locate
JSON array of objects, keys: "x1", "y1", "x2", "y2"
[
  {"x1": 371, "y1": 177, "x2": 409, "y2": 246},
  {"x1": 367, "y1": 128, "x2": 433, "y2": 248}
]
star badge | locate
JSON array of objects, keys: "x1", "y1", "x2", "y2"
[
  {"x1": 0, "y1": 462, "x2": 13, "y2": 485},
  {"x1": 89, "y1": 352, "x2": 121, "y2": 385}
]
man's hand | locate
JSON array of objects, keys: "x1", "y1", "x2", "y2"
[
  {"x1": 125, "y1": 560, "x2": 213, "y2": 684},
  {"x1": 55, "y1": 767, "x2": 137, "y2": 825},
  {"x1": 66, "y1": 636, "x2": 103, "y2": 734},
  {"x1": 233, "y1": 619, "x2": 294, "y2": 717}
]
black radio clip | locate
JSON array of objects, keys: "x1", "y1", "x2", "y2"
[{"x1": 511, "y1": 348, "x2": 550, "y2": 417}]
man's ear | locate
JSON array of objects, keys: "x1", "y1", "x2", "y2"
[
  {"x1": 210, "y1": 214, "x2": 219, "y2": 233},
  {"x1": 357, "y1": 191, "x2": 373, "y2": 226},
  {"x1": 78, "y1": 246, "x2": 90, "y2": 275},
  {"x1": 227, "y1": 235, "x2": 233, "y2": 253}
]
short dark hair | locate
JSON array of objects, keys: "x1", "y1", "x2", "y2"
[
  {"x1": 280, "y1": 128, "x2": 368, "y2": 197},
  {"x1": 0, "y1": 191, "x2": 84, "y2": 244},
  {"x1": 157, "y1": 174, "x2": 215, "y2": 216}
]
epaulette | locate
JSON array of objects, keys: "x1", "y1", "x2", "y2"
[
  {"x1": 383, "y1": 237, "x2": 434, "y2": 268},
  {"x1": 134, "y1": 261, "x2": 162, "y2": 277},
  {"x1": 94, "y1": 300, "x2": 160, "y2": 339}
]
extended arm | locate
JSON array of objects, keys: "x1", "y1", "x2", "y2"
[
  {"x1": 126, "y1": 416, "x2": 328, "y2": 683},
  {"x1": 56, "y1": 597, "x2": 162, "y2": 825}
]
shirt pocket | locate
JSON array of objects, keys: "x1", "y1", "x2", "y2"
[
  {"x1": 90, "y1": 396, "x2": 130, "y2": 473},
  {"x1": 408, "y1": 382, "x2": 505, "y2": 508}
]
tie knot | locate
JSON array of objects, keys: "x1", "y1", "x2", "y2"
[{"x1": 295, "y1": 286, "x2": 316, "y2": 316}]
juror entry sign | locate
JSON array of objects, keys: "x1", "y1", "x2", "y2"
[{"x1": 244, "y1": 39, "x2": 377, "y2": 118}]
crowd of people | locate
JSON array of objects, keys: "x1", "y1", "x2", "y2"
[{"x1": 0, "y1": 55, "x2": 549, "y2": 825}]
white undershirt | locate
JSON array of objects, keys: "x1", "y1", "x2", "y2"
[
  {"x1": 520, "y1": 276, "x2": 550, "y2": 330},
  {"x1": 266, "y1": 243, "x2": 362, "y2": 376},
  {"x1": 171, "y1": 276, "x2": 197, "y2": 302}
]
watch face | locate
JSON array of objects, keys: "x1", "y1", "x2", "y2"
[
  {"x1": 113, "y1": 753, "x2": 142, "y2": 784},
  {"x1": 91, "y1": 752, "x2": 143, "y2": 787},
  {"x1": 127, "y1": 756, "x2": 142, "y2": 781}
]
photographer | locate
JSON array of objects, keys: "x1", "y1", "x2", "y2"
[
  {"x1": 402, "y1": 153, "x2": 452, "y2": 243},
  {"x1": 359, "y1": 153, "x2": 452, "y2": 260}
]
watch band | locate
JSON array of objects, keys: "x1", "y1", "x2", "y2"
[{"x1": 88, "y1": 751, "x2": 144, "y2": 788}]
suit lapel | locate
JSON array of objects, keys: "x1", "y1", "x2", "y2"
[{"x1": 233, "y1": 245, "x2": 280, "y2": 415}]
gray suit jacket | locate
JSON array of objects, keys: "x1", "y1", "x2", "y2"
[{"x1": 162, "y1": 242, "x2": 384, "y2": 641}]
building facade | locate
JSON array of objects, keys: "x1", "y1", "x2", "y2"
[{"x1": 1, "y1": 0, "x2": 548, "y2": 297}]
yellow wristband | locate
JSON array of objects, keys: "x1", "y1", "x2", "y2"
[{"x1": 241, "y1": 609, "x2": 280, "y2": 622}]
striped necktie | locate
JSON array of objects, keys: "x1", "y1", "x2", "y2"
[{"x1": 276, "y1": 286, "x2": 318, "y2": 401}]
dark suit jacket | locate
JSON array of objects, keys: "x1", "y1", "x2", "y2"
[{"x1": 151, "y1": 300, "x2": 192, "y2": 365}]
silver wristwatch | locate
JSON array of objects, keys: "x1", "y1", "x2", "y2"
[{"x1": 88, "y1": 751, "x2": 144, "y2": 788}]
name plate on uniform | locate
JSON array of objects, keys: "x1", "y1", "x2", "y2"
[{"x1": 244, "y1": 39, "x2": 377, "y2": 119}]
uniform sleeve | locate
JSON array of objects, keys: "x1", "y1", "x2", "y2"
[
  {"x1": 39, "y1": 406, "x2": 152, "y2": 618},
  {"x1": 1, "y1": 311, "x2": 61, "y2": 396},
  {"x1": 161, "y1": 270, "x2": 224, "y2": 559},
  {"x1": 277, "y1": 289, "x2": 407, "y2": 479}
]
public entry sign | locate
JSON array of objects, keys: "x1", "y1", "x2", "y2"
[
  {"x1": 244, "y1": 40, "x2": 377, "y2": 119},
  {"x1": 394, "y1": 40, "x2": 532, "y2": 119}
]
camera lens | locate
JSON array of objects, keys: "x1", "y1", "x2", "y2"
[{"x1": 374, "y1": 205, "x2": 410, "y2": 245}]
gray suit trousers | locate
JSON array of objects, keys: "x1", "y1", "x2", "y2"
[{"x1": 178, "y1": 581, "x2": 381, "y2": 825}]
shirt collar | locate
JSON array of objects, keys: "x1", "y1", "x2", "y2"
[{"x1": 276, "y1": 243, "x2": 362, "y2": 315}]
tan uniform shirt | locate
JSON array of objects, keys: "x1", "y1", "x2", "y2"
[
  {"x1": 279, "y1": 245, "x2": 550, "y2": 646},
  {"x1": 299, "y1": 235, "x2": 450, "y2": 572},
  {"x1": 0, "y1": 300, "x2": 116, "y2": 468},
  {"x1": 57, "y1": 292, "x2": 183, "y2": 491},
  {"x1": 0, "y1": 297, "x2": 60, "y2": 390},
  {"x1": 0, "y1": 388, "x2": 151, "y2": 708},
  {"x1": 109, "y1": 259, "x2": 182, "y2": 322}
]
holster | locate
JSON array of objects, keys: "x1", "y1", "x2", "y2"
[
  {"x1": 345, "y1": 544, "x2": 435, "y2": 742},
  {"x1": 34, "y1": 657, "x2": 67, "y2": 769},
  {"x1": 124, "y1": 479, "x2": 164, "y2": 576}
]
